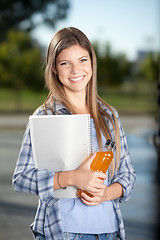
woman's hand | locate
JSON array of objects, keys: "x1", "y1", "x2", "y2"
[
  {"x1": 80, "y1": 187, "x2": 107, "y2": 206},
  {"x1": 71, "y1": 153, "x2": 107, "y2": 194},
  {"x1": 80, "y1": 182, "x2": 123, "y2": 206},
  {"x1": 54, "y1": 153, "x2": 107, "y2": 193}
]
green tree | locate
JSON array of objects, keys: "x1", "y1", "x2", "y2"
[
  {"x1": 0, "y1": 0, "x2": 70, "y2": 41},
  {"x1": 93, "y1": 43, "x2": 131, "y2": 86},
  {"x1": 0, "y1": 29, "x2": 44, "y2": 91},
  {"x1": 139, "y1": 53, "x2": 159, "y2": 82}
]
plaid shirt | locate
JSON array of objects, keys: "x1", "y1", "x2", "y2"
[{"x1": 12, "y1": 101, "x2": 136, "y2": 240}]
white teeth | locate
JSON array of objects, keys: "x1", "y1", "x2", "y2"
[{"x1": 69, "y1": 76, "x2": 84, "y2": 81}]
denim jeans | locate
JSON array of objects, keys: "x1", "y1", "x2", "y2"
[
  {"x1": 35, "y1": 232, "x2": 117, "y2": 240},
  {"x1": 62, "y1": 232, "x2": 117, "y2": 240}
]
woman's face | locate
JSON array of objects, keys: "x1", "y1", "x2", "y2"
[{"x1": 54, "y1": 44, "x2": 92, "y2": 97}]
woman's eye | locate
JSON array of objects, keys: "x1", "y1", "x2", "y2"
[
  {"x1": 80, "y1": 58, "x2": 87, "y2": 63},
  {"x1": 60, "y1": 62, "x2": 68, "y2": 66}
]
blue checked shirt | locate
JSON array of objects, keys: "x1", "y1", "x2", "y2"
[{"x1": 12, "y1": 100, "x2": 136, "y2": 240}]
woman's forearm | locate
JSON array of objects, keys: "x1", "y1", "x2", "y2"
[
  {"x1": 104, "y1": 182, "x2": 123, "y2": 201},
  {"x1": 53, "y1": 153, "x2": 107, "y2": 192},
  {"x1": 54, "y1": 171, "x2": 74, "y2": 190}
]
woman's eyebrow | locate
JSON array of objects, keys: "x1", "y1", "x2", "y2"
[
  {"x1": 57, "y1": 55, "x2": 88, "y2": 63},
  {"x1": 57, "y1": 59, "x2": 69, "y2": 63},
  {"x1": 78, "y1": 55, "x2": 88, "y2": 59}
]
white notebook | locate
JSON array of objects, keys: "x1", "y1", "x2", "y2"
[{"x1": 29, "y1": 114, "x2": 91, "y2": 198}]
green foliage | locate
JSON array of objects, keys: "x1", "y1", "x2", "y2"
[
  {"x1": 0, "y1": 0, "x2": 70, "y2": 40},
  {"x1": 139, "y1": 53, "x2": 159, "y2": 82},
  {"x1": 93, "y1": 43, "x2": 132, "y2": 86},
  {"x1": 0, "y1": 29, "x2": 44, "y2": 91}
]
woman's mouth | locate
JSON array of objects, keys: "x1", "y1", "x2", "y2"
[{"x1": 69, "y1": 75, "x2": 85, "y2": 83}]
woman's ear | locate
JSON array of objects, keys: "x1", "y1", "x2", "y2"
[{"x1": 52, "y1": 65, "x2": 57, "y2": 75}]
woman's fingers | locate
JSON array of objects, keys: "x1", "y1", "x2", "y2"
[
  {"x1": 93, "y1": 171, "x2": 107, "y2": 181},
  {"x1": 87, "y1": 184, "x2": 107, "y2": 195},
  {"x1": 73, "y1": 155, "x2": 107, "y2": 191},
  {"x1": 80, "y1": 190, "x2": 105, "y2": 206},
  {"x1": 89, "y1": 183, "x2": 106, "y2": 192},
  {"x1": 80, "y1": 152, "x2": 97, "y2": 170}
]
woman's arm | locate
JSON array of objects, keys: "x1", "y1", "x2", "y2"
[
  {"x1": 79, "y1": 110, "x2": 136, "y2": 206},
  {"x1": 54, "y1": 153, "x2": 107, "y2": 193},
  {"x1": 110, "y1": 113, "x2": 136, "y2": 203},
  {"x1": 12, "y1": 124, "x2": 55, "y2": 202},
  {"x1": 13, "y1": 124, "x2": 107, "y2": 201}
]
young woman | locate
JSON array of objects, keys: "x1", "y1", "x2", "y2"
[{"x1": 12, "y1": 27, "x2": 136, "y2": 240}]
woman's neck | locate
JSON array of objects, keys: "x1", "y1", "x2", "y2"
[
  {"x1": 74, "y1": 104, "x2": 90, "y2": 114},
  {"x1": 66, "y1": 91, "x2": 90, "y2": 114}
]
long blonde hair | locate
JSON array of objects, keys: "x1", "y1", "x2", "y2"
[{"x1": 43, "y1": 27, "x2": 120, "y2": 177}]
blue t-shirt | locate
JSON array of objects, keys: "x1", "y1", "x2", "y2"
[{"x1": 60, "y1": 118, "x2": 118, "y2": 234}]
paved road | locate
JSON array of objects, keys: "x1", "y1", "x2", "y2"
[
  {"x1": 0, "y1": 114, "x2": 159, "y2": 240},
  {"x1": 0, "y1": 114, "x2": 157, "y2": 131}
]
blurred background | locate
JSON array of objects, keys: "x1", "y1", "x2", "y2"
[{"x1": 0, "y1": 0, "x2": 159, "y2": 239}]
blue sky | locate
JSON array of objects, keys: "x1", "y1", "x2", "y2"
[{"x1": 32, "y1": 0, "x2": 159, "y2": 60}]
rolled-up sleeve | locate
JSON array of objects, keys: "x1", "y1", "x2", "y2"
[
  {"x1": 12, "y1": 124, "x2": 55, "y2": 201},
  {"x1": 110, "y1": 112, "x2": 136, "y2": 203}
]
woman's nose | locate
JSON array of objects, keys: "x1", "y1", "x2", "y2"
[{"x1": 70, "y1": 63, "x2": 79, "y2": 74}]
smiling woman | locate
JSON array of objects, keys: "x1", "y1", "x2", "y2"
[
  {"x1": 12, "y1": 27, "x2": 136, "y2": 240},
  {"x1": 53, "y1": 44, "x2": 92, "y2": 111},
  {"x1": 44, "y1": 27, "x2": 98, "y2": 116}
]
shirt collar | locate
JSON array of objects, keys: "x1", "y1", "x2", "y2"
[{"x1": 53, "y1": 98, "x2": 71, "y2": 115}]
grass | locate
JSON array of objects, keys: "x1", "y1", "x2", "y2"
[
  {"x1": 100, "y1": 91, "x2": 156, "y2": 114},
  {"x1": 0, "y1": 89, "x2": 47, "y2": 114},
  {"x1": 0, "y1": 83, "x2": 157, "y2": 115},
  {"x1": 98, "y1": 80, "x2": 157, "y2": 115}
]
